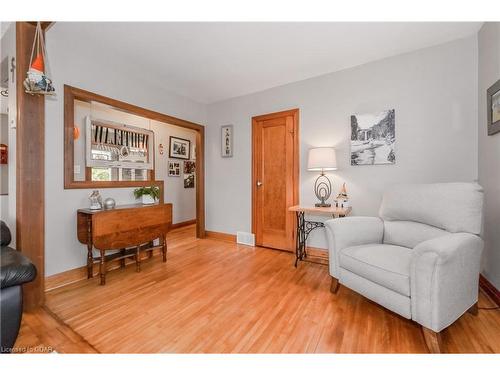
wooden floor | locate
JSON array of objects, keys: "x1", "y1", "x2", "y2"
[{"x1": 15, "y1": 225, "x2": 500, "y2": 353}]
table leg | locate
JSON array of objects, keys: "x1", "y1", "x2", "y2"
[
  {"x1": 86, "y1": 218, "x2": 93, "y2": 279},
  {"x1": 99, "y1": 250, "x2": 106, "y2": 285},
  {"x1": 294, "y1": 212, "x2": 326, "y2": 267},
  {"x1": 120, "y1": 248, "x2": 126, "y2": 268},
  {"x1": 136, "y1": 246, "x2": 141, "y2": 272},
  {"x1": 148, "y1": 241, "x2": 154, "y2": 259},
  {"x1": 300, "y1": 211, "x2": 307, "y2": 261},
  {"x1": 162, "y1": 234, "x2": 167, "y2": 263},
  {"x1": 294, "y1": 211, "x2": 305, "y2": 267}
]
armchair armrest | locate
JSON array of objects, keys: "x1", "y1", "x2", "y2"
[
  {"x1": 1, "y1": 247, "x2": 37, "y2": 289},
  {"x1": 410, "y1": 233, "x2": 483, "y2": 332},
  {"x1": 324, "y1": 216, "x2": 384, "y2": 278}
]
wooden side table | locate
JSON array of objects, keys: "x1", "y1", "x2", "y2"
[
  {"x1": 77, "y1": 203, "x2": 172, "y2": 285},
  {"x1": 288, "y1": 205, "x2": 352, "y2": 267}
]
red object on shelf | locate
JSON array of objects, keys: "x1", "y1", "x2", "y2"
[
  {"x1": 31, "y1": 53, "x2": 44, "y2": 73},
  {"x1": 0, "y1": 144, "x2": 7, "y2": 164}
]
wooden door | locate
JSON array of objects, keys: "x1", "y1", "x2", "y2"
[{"x1": 252, "y1": 109, "x2": 299, "y2": 251}]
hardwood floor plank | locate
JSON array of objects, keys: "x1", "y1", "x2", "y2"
[
  {"x1": 13, "y1": 307, "x2": 97, "y2": 353},
  {"x1": 14, "y1": 224, "x2": 500, "y2": 353}
]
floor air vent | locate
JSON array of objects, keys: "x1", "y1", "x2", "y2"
[{"x1": 236, "y1": 231, "x2": 255, "y2": 246}]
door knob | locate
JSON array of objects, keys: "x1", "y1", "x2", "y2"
[{"x1": 256, "y1": 181, "x2": 263, "y2": 187}]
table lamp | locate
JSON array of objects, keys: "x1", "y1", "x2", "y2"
[{"x1": 307, "y1": 147, "x2": 337, "y2": 207}]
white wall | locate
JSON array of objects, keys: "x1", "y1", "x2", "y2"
[
  {"x1": 0, "y1": 23, "x2": 16, "y2": 246},
  {"x1": 42, "y1": 25, "x2": 481, "y2": 276},
  {"x1": 151, "y1": 120, "x2": 197, "y2": 224},
  {"x1": 478, "y1": 22, "x2": 500, "y2": 290},
  {"x1": 206, "y1": 36, "x2": 479, "y2": 249},
  {"x1": 44, "y1": 23, "x2": 206, "y2": 276}
]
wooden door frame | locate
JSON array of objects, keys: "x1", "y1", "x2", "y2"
[
  {"x1": 63, "y1": 85, "x2": 206, "y2": 239},
  {"x1": 251, "y1": 109, "x2": 300, "y2": 248},
  {"x1": 15, "y1": 22, "x2": 54, "y2": 309}
]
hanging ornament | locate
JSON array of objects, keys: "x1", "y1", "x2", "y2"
[
  {"x1": 73, "y1": 126, "x2": 80, "y2": 140},
  {"x1": 31, "y1": 53, "x2": 44, "y2": 73},
  {"x1": 23, "y1": 22, "x2": 55, "y2": 96}
]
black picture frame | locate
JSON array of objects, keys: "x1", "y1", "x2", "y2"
[
  {"x1": 169, "y1": 136, "x2": 191, "y2": 160},
  {"x1": 487, "y1": 79, "x2": 500, "y2": 136},
  {"x1": 168, "y1": 161, "x2": 180, "y2": 177}
]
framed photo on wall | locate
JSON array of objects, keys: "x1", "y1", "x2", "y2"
[
  {"x1": 487, "y1": 79, "x2": 500, "y2": 136},
  {"x1": 184, "y1": 173, "x2": 195, "y2": 188},
  {"x1": 350, "y1": 109, "x2": 396, "y2": 165},
  {"x1": 169, "y1": 136, "x2": 191, "y2": 160},
  {"x1": 221, "y1": 125, "x2": 233, "y2": 157},
  {"x1": 184, "y1": 160, "x2": 196, "y2": 174},
  {"x1": 168, "y1": 161, "x2": 181, "y2": 177}
]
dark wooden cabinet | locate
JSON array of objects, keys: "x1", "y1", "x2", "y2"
[{"x1": 77, "y1": 203, "x2": 172, "y2": 285}]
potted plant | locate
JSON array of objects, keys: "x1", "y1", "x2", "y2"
[{"x1": 134, "y1": 186, "x2": 160, "y2": 205}]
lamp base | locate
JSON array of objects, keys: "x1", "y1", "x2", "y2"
[{"x1": 315, "y1": 203, "x2": 331, "y2": 207}]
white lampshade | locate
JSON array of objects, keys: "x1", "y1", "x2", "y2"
[{"x1": 307, "y1": 147, "x2": 337, "y2": 171}]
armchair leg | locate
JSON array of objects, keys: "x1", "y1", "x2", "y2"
[
  {"x1": 422, "y1": 326, "x2": 442, "y2": 354},
  {"x1": 330, "y1": 277, "x2": 340, "y2": 294},
  {"x1": 467, "y1": 302, "x2": 478, "y2": 316}
]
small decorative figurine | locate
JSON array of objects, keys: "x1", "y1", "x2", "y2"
[
  {"x1": 335, "y1": 183, "x2": 350, "y2": 208},
  {"x1": 89, "y1": 190, "x2": 103, "y2": 210},
  {"x1": 103, "y1": 197, "x2": 116, "y2": 210},
  {"x1": 23, "y1": 22, "x2": 55, "y2": 96}
]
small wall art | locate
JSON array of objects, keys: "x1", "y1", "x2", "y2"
[
  {"x1": 168, "y1": 161, "x2": 181, "y2": 177},
  {"x1": 184, "y1": 160, "x2": 195, "y2": 174},
  {"x1": 221, "y1": 125, "x2": 233, "y2": 157},
  {"x1": 487, "y1": 79, "x2": 500, "y2": 136},
  {"x1": 183, "y1": 160, "x2": 195, "y2": 188},
  {"x1": 169, "y1": 136, "x2": 191, "y2": 160},
  {"x1": 184, "y1": 173, "x2": 195, "y2": 189},
  {"x1": 351, "y1": 109, "x2": 395, "y2": 166}
]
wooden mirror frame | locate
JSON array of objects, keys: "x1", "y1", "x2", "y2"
[{"x1": 64, "y1": 85, "x2": 205, "y2": 237}]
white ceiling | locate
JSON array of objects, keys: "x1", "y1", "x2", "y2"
[{"x1": 54, "y1": 22, "x2": 482, "y2": 104}]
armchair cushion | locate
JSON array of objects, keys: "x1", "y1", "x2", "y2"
[
  {"x1": 379, "y1": 183, "x2": 483, "y2": 235},
  {"x1": 340, "y1": 244, "x2": 412, "y2": 296},
  {"x1": 325, "y1": 216, "x2": 384, "y2": 278},
  {"x1": 383, "y1": 220, "x2": 448, "y2": 248}
]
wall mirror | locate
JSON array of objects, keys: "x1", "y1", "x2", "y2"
[{"x1": 64, "y1": 85, "x2": 206, "y2": 237}]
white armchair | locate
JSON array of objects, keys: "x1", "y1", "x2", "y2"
[{"x1": 324, "y1": 183, "x2": 484, "y2": 353}]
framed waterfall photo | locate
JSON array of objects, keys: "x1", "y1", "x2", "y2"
[
  {"x1": 487, "y1": 79, "x2": 500, "y2": 136},
  {"x1": 350, "y1": 109, "x2": 396, "y2": 166},
  {"x1": 221, "y1": 125, "x2": 233, "y2": 157}
]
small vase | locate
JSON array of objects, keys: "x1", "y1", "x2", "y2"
[{"x1": 141, "y1": 195, "x2": 156, "y2": 205}]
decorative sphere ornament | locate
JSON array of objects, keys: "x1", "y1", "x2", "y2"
[{"x1": 103, "y1": 198, "x2": 116, "y2": 210}]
